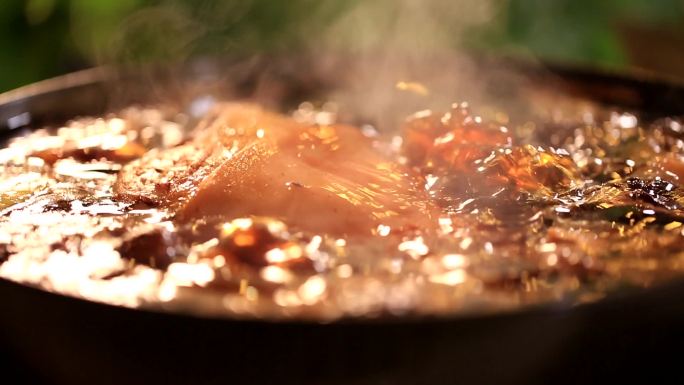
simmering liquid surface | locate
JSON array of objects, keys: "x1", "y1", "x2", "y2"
[{"x1": 2, "y1": 96, "x2": 684, "y2": 320}]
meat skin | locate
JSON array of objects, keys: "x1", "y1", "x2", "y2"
[{"x1": 115, "y1": 103, "x2": 433, "y2": 235}]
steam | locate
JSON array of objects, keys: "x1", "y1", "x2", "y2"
[
  {"x1": 102, "y1": 0, "x2": 510, "y2": 132},
  {"x1": 315, "y1": 0, "x2": 499, "y2": 130}
]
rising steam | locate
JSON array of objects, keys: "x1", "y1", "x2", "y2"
[{"x1": 103, "y1": 0, "x2": 509, "y2": 132}]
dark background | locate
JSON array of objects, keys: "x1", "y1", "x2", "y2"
[{"x1": 1, "y1": 0, "x2": 684, "y2": 92}]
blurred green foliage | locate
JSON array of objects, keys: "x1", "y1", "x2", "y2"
[
  {"x1": 481, "y1": 0, "x2": 684, "y2": 65},
  {"x1": 0, "y1": 0, "x2": 682, "y2": 92}
]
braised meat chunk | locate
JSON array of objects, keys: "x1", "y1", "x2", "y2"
[{"x1": 115, "y1": 103, "x2": 434, "y2": 235}]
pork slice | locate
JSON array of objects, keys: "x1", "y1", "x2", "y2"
[{"x1": 115, "y1": 103, "x2": 434, "y2": 235}]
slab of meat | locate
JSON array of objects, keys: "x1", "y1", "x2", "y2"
[{"x1": 115, "y1": 103, "x2": 434, "y2": 235}]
